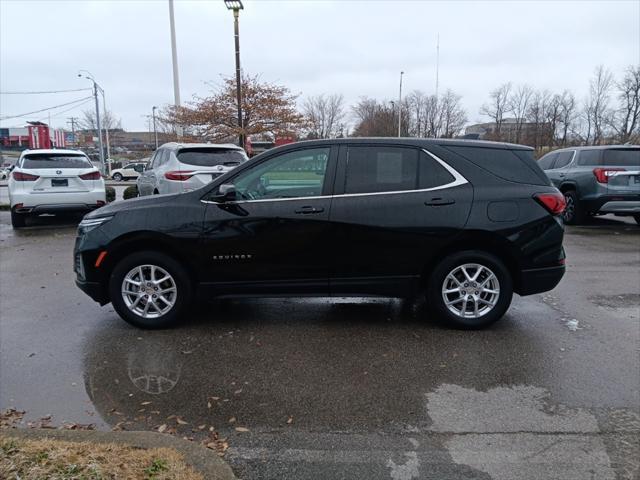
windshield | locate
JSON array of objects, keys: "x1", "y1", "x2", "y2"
[
  {"x1": 177, "y1": 148, "x2": 247, "y2": 167},
  {"x1": 21, "y1": 153, "x2": 93, "y2": 169}
]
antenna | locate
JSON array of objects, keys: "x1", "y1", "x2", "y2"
[{"x1": 435, "y1": 33, "x2": 440, "y2": 101}]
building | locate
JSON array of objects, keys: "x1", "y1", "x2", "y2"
[
  {"x1": 0, "y1": 122, "x2": 66, "y2": 149},
  {"x1": 465, "y1": 118, "x2": 551, "y2": 144}
]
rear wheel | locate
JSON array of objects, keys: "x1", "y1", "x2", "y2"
[
  {"x1": 562, "y1": 190, "x2": 585, "y2": 225},
  {"x1": 112, "y1": 173, "x2": 123, "y2": 182},
  {"x1": 427, "y1": 251, "x2": 513, "y2": 329},
  {"x1": 109, "y1": 251, "x2": 191, "y2": 329},
  {"x1": 10, "y1": 209, "x2": 27, "y2": 228}
]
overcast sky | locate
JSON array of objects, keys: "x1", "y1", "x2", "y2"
[{"x1": 1, "y1": 0, "x2": 638, "y2": 132}]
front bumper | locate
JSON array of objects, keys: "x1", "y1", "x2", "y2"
[
  {"x1": 518, "y1": 265, "x2": 565, "y2": 296},
  {"x1": 75, "y1": 279, "x2": 109, "y2": 305}
]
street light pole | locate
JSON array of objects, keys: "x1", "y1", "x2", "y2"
[
  {"x1": 168, "y1": 0, "x2": 183, "y2": 137},
  {"x1": 78, "y1": 72, "x2": 105, "y2": 173},
  {"x1": 101, "y1": 90, "x2": 112, "y2": 176},
  {"x1": 225, "y1": 0, "x2": 244, "y2": 149},
  {"x1": 398, "y1": 71, "x2": 404, "y2": 138},
  {"x1": 152, "y1": 106, "x2": 159, "y2": 149}
]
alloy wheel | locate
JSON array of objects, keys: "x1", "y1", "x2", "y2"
[
  {"x1": 121, "y1": 264, "x2": 177, "y2": 319},
  {"x1": 563, "y1": 194, "x2": 574, "y2": 222},
  {"x1": 441, "y1": 263, "x2": 500, "y2": 318}
]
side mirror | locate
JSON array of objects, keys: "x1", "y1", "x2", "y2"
[{"x1": 210, "y1": 183, "x2": 237, "y2": 202}]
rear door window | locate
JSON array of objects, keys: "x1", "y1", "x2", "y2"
[
  {"x1": 554, "y1": 151, "x2": 574, "y2": 169},
  {"x1": 419, "y1": 150, "x2": 455, "y2": 188},
  {"x1": 345, "y1": 146, "x2": 418, "y2": 194},
  {"x1": 177, "y1": 148, "x2": 247, "y2": 167},
  {"x1": 603, "y1": 148, "x2": 640, "y2": 166},
  {"x1": 21, "y1": 153, "x2": 92, "y2": 169}
]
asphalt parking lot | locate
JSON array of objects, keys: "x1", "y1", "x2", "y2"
[{"x1": 0, "y1": 211, "x2": 638, "y2": 480}]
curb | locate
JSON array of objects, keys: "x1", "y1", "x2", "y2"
[{"x1": 0, "y1": 429, "x2": 237, "y2": 480}]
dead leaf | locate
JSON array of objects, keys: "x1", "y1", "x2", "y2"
[
  {"x1": 141, "y1": 401, "x2": 152, "y2": 405},
  {"x1": 198, "y1": 424, "x2": 206, "y2": 430},
  {"x1": 228, "y1": 417, "x2": 236, "y2": 423},
  {"x1": 234, "y1": 389, "x2": 243, "y2": 395},
  {"x1": 287, "y1": 416, "x2": 293, "y2": 424},
  {"x1": 157, "y1": 424, "x2": 167, "y2": 433},
  {"x1": 207, "y1": 402, "x2": 212, "y2": 409},
  {"x1": 235, "y1": 426, "x2": 249, "y2": 432},
  {"x1": 176, "y1": 418, "x2": 188, "y2": 425}
]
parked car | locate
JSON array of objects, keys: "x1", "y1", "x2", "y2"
[
  {"x1": 9, "y1": 149, "x2": 106, "y2": 228},
  {"x1": 75, "y1": 139, "x2": 566, "y2": 329},
  {"x1": 110, "y1": 162, "x2": 147, "y2": 182},
  {"x1": 137, "y1": 143, "x2": 248, "y2": 196},
  {"x1": 538, "y1": 145, "x2": 640, "y2": 225}
]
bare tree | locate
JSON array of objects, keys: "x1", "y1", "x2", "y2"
[
  {"x1": 557, "y1": 90, "x2": 577, "y2": 146},
  {"x1": 508, "y1": 84, "x2": 533, "y2": 143},
  {"x1": 79, "y1": 109, "x2": 122, "y2": 133},
  {"x1": 303, "y1": 93, "x2": 346, "y2": 139},
  {"x1": 351, "y1": 97, "x2": 397, "y2": 137},
  {"x1": 480, "y1": 83, "x2": 512, "y2": 138},
  {"x1": 584, "y1": 65, "x2": 614, "y2": 145},
  {"x1": 439, "y1": 90, "x2": 467, "y2": 138},
  {"x1": 611, "y1": 65, "x2": 640, "y2": 143},
  {"x1": 526, "y1": 90, "x2": 552, "y2": 149},
  {"x1": 406, "y1": 90, "x2": 428, "y2": 137}
]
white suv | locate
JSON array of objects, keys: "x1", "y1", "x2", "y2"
[
  {"x1": 9, "y1": 149, "x2": 106, "y2": 228},
  {"x1": 137, "y1": 143, "x2": 248, "y2": 196}
]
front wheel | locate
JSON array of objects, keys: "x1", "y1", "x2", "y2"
[
  {"x1": 112, "y1": 173, "x2": 123, "y2": 182},
  {"x1": 562, "y1": 190, "x2": 585, "y2": 225},
  {"x1": 109, "y1": 251, "x2": 191, "y2": 329},
  {"x1": 427, "y1": 251, "x2": 513, "y2": 329}
]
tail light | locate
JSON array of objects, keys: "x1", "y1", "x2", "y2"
[
  {"x1": 593, "y1": 167, "x2": 625, "y2": 183},
  {"x1": 79, "y1": 171, "x2": 101, "y2": 180},
  {"x1": 12, "y1": 171, "x2": 39, "y2": 181},
  {"x1": 534, "y1": 191, "x2": 566, "y2": 216},
  {"x1": 165, "y1": 171, "x2": 194, "y2": 181}
]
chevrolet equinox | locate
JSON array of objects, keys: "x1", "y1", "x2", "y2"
[{"x1": 75, "y1": 139, "x2": 566, "y2": 329}]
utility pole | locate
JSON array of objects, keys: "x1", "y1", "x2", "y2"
[
  {"x1": 225, "y1": 0, "x2": 245, "y2": 148},
  {"x1": 152, "y1": 106, "x2": 159, "y2": 149},
  {"x1": 398, "y1": 71, "x2": 404, "y2": 137},
  {"x1": 168, "y1": 0, "x2": 182, "y2": 137},
  {"x1": 102, "y1": 90, "x2": 111, "y2": 175},
  {"x1": 78, "y1": 71, "x2": 105, "y2": 173},
  {"x1": 67, "y1": 117, "x2": 78, "y2": 146},
  {"x1": 435, "y1": 33, "x2": 440, "y2": 102}
]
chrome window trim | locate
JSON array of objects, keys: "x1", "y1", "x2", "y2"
[{"x1": 201, "y1": 147, "x2": 468, "y2": 205}]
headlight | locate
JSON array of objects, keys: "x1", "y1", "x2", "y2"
[{"x1": 78, "y1": 215, "x2": 113, "y2": 234}]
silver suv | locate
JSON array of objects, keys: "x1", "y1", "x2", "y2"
[
  {"x1": 538, "y1": 145, "x2": 639, "y2": 225},
  {"x1": 137, "y1": 143, "x2": 248, "y2": 196}
]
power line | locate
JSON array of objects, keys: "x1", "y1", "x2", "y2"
[
  {"x1": 0, "y1": 96, "x2": 93, "y2": 121},
  {"x1": 0, "y1": 88, "x2": 92, "y2": 95},
  {"x1": 35, "y1": 98, "x2": 93, "y2": 123}
]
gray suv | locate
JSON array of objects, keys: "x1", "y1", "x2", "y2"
[
  {"x1": 538, "y1": 145, "x2": 639, "y2": 225},
  {"x1": 137, "y1": 143, "x2": 248, "y2": 196}
]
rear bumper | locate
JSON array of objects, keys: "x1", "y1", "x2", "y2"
[
  {"x1": 517, "y1": 265, "x2": 565, "y2": 296},
  {"x1": 582, "y1": 194, "x2": 640, "y2": 215},
  {"x1": 599, "y1": 201, "x2": 640, "y2": 214},
  {"x1": 75, "y1": 279, "x2": 109, "y2": 305}
]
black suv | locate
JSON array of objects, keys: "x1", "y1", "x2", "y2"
[{"x1": 74, "y1": 139, "x2": 566, "y2": 329}]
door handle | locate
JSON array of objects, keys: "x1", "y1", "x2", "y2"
[
  {"x1": 425, "y1": 197, "x2": 455, "y2": 206},
  {"x1": 295, "y1": 206, "x2": 325, "y2": 214}
]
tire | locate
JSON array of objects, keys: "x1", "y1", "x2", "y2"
[
  {"x1": 427, "y1": 250, "x2": 513, "y2": 329},
  {"x1": 109, "y1": 251, "x2": 191, "y2": 329},
  {"x1": 10, "y1": 209, "x2": 27, "y2": 228},
  {"x1": 112, "y1": 173, "x2": 123, "y2": 182},
  {"x1": 562, "y1": 190, "x2": 585, "y2": 225}
]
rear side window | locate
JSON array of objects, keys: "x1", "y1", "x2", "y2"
[
  {"x1": 21, "y1": 153, "x2": 92, "y2": 169},
  {"x1": 445, "y1": 146, "x2": 548, "y2": 185},
  {"x1": 538, "y1": 152, "x2": 558, "y2": 170},
  {"x1": 554, "y1": 151, "x2": 574, "y2": 169},
  {"x1": 603, "y1": 148, "x2": 640, "y2": 166},
  {"x1": 345, "y1": 146, "x2": 418, "y2": 194},
  {"x1": 577, "y1": 150, "x2": 601, "y2": 166},
  {"x1": 177, "y1": 148, "x2": 247, "y2": 167},
  {"x1": 419, "y1": 151, "x2": 455, "y2": 188}
]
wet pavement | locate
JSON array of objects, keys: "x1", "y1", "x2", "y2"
[{"x1": 0, "y1": 211, "x2": 638, "y2": 479}]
